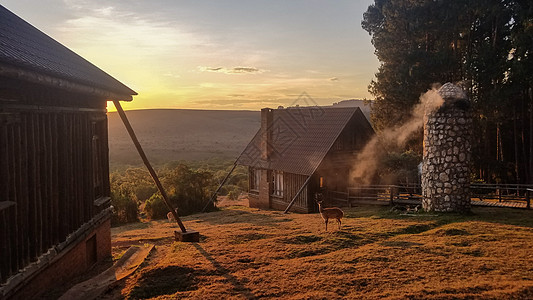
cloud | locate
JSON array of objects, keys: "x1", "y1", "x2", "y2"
[
  {"x1": 192, "y1": 98, "x2": 282, "y2": 108},
  {"x1": 199, "y1": 82, "x2": 217, "y2": 88},
  {"x1": 204, "y1": 67, "x2": 223, "y2": 72},
  {"x1": 163, "y1": 72, "x2": 181, "y2": 79},
  {"x1": 231, "y1": 67, "x2": 262, "y2": 73},
  {"x1": 58, "y1": 1, "x2": 214, "y2": 58},
  {"x1": 93, "y1": 6, "x2": 114, "y2": 17},
  {"x1": 198, "y1": 66, "x2": 266, "y2": 74}
]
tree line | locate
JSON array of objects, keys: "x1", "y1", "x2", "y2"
[
  {"x1": 110, "y1": 159, "x2": 248, "y2": 224},
  {"x1": 362, "y1": 0, "x2": 533, "y2": 184}
]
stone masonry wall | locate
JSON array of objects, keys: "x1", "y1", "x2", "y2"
[{"x1": 422, "y1": 106, "x2": 472, "y2": 212}]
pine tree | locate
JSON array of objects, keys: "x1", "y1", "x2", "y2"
[{"x1": 362, "y1": 0, "x2": 533, "y2": 183}]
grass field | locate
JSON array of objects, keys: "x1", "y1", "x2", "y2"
[{"x1": 101, "y1": 202, "x2": 533, "y2": 299}]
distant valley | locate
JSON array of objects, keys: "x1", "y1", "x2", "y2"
[
  {"x1": 107, "y1": 109, "x2": 260, "y2": 169},
  {"x1": 107, "y1": 101, "x2": 370, "y2": 169}
]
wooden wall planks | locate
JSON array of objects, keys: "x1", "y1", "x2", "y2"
[{"x1": 0, "y1": 109, "x2": 109, "y2": 283}]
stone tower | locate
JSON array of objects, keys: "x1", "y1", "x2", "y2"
[{"x1": 421, "y1": 83, "x2": 472, "y2": 212}]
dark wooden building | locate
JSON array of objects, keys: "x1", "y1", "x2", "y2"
[
  {"x1": 236, "y1": 106, "x2": 374, "y2": 213},
  {"x1": 0, "y1": 5, "x2": 136, "y2": 298}
]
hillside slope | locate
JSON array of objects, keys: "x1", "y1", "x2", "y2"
[{"x1": 108, "y1": 109, "x2": 260, "y2": 168}]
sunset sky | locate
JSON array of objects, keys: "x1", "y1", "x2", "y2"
[{"x1": 3, "y1": 0, "x2": 379, "y2": 111}]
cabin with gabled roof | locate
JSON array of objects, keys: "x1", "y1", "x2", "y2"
[
  {"x1": 0, "y1": 5, "x2": 136, "y2": 298},
  {"x1": 236, "y1": 106, "x2": 374, "y2": 213}
]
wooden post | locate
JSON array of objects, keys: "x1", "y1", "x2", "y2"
[
  {"x1": 527, "y1": 189, "x2": 531, "y2": 209},
  {"x1": 347, "y1": 188, "x2": 351, "y2": 207},
  {"x1": 113, "y1": 101, "x2": 187, "y2": 233},
  {"x1": 389, "y1": 186, "x2": 395, "y2": 205},
  {"x1": 283, "y1": 175, "x2": 312, "y2": 214},
  {"x1": 202, "y1": 164, "x2": 237, "y2": 212},
  {"x1": 498, "y1": 187, "x2": 502, "y2": 202}
]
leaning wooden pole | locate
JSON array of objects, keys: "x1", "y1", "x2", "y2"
[
  {"x1": 202, "y1": 163, "x2": 237, "y2": 212},
  {"x1": 113, "y1": 100, "x2": 187, "y2": 233},
  {"x1": 283, "y1": 175, "x2": 312, "y2": 214}
]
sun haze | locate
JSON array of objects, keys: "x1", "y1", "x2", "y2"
[{"x1": 2, "y1": 0, "x2": 378, "y2": 111}]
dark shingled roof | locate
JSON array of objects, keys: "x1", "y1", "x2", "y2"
[
  {"x1": 236, "y1": 106, "x2": 365, "y2": 176},
  {"x1": 0, "y1": 5, "x2": 136, "y2": 99}
]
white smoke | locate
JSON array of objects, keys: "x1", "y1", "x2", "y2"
[{"x1": 350, "y1": 87, "x2": 445, "y2": 185}]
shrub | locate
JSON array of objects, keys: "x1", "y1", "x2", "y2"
[
  {"x1": 111, "y1": 168, "x2": 156, "y2": 202},
  {"x1": 135, "y1": 184, "x2": 158, "y2": 202},
  {"x1": 113, "y1": 161, "x2": 237, "y2": 220},
  {"x1": 227, "y1": 190, "x2": 239, "y2": 200},
  {"x1": 229, "y1": 169, "x2": 248, "y2": 191},
  {"x1": 144, "y1": 194, "x2": 171, "y2": 220},
  {"x1": 164, "y1": 164, "x2": 216, "y2": 215},
  {"x1": 111, "y1": 186, "x2": 139, "y2": 225}
]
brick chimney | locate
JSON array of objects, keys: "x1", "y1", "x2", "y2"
[{"x1": 261, "y1": 108, "x2": 273, "y2": 160}]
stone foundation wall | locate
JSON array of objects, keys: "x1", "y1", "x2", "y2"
[{"x1": 422, "y1": 105, "x2": 472, "y2": 212}]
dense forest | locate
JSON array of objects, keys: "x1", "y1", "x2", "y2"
[{"x1": 362, "y1": 0, "x2": 533, "y2": 184}]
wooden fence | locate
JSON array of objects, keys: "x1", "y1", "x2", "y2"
[
  {"x1": 470, "y1": 184, "x2": 531, "y2": 208},
  {"x1": 326, "y1": 184, "x2": 532, "y2": 209}
]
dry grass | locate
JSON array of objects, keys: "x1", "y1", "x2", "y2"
[{"x1": 103, "y1": 203, "x2": 533, "y2": 299}]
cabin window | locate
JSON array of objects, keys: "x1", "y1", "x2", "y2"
[
  {"x1": 250, "y1": 168, "x2": 261, "y2": 191},
  {"x1": 272, "y1": 170, "x2": 284, "y2": 197},
  {"x1": 320, "y1": 176, "x2": 325, "y2": 188}
]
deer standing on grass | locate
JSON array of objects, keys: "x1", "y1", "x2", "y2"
[
  {"x1": 315, "y1": 194, "x2": 344, "y2": 231},
  {"x1": 167, "y1": 208, "x2": 178, "y2": 222}
]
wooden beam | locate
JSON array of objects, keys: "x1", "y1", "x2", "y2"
[
  {"x1": 527, "y1": 189, "x2": 532, "y2": 209},
  {"x1": 283, "y1": 175, "x2": 312, "y2": 214},
  {"x1": 113, "y1": 100, "x2": 187, "y2": 233},
  {"x1": 202, "y1": 164, "x2": 237, "y2": 212}
]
